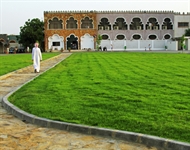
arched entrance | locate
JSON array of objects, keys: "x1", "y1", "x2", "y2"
[
  {"x1": 81, "y1": 33, "x2": 94, "y2": 50},
  {"x1": 48, "y1": 34, "x2": 64, "y2": 50},
  {"x1": 67, "y1": 34, "x2": 78, "y2": 50}
]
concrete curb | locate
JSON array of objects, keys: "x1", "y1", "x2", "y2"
[{"x1": 1, "y1": 54, "x2": 190, "y2": 150}]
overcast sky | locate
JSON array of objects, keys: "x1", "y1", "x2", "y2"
[{"x1": 0, "y1": 0, "x2": 190, "y2": 35}]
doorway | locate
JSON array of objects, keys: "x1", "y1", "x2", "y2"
[{"x1": 67, "y1": 35, "x2": 78, "y2": 50}]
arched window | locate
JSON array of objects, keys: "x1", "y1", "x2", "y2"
[
  {"x1": 130, "y1": 18, "x2": 143, "y2": 30},
  {"x1": 146, "y1": 18, "x2": 159, "y2": 30},
  {"x1": 81, "y1": 17, "x2": 93, "y2": 29},
  {"x1": 132, "y1": 34, "x2": 141, "y2": 40},
  {"x1": 164, "y1": 34, "x2": 171, "y2": 40},
  {"x1": 98, "y1": 18, "x2": 111, "y2": 30},
  {"x1": 0, "y1": 39, "x2": 5, "y2": 42},
  {"x1": 49, "y1": 17, "x2": 63, "y2": 29},
  {"x1": 9, "y1": 40, "x2": 16, "y2": 43},
  {"x1": 149, "y1": 35, "x2": 157, "y2": 40},
  {"x1": 113, "y1": 18, "x2": 127, "y2": 30},
  {"x1": 102, "y1": 34, "x2": 109, "y2": 40},
  {"x1": 162, "y1": 18, "x2": 173, "y2": 30},
  {"x1": 116, "y1": 35, "x2": 125, "y2": 40},
  {"x1": 66, "y1": 17, "x2": 78, "y2": 29}
]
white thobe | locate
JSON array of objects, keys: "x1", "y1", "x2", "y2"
[{"x1": 32, "y1": 47, "x2": 42, "y2": 72}]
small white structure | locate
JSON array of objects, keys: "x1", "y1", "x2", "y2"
[
  {"x1": 81, "y1": 33, "x2": 94, "y2": 49},
  {"x1": 48, "y1": 34, "x2": 64, "y2": 50}
]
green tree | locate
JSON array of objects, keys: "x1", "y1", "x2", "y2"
[
  {"x1": 180, "y1": 35, "x2": 186, "y2": 51},
  {"x1": 96, "y1": 34, "x2": 102, "y2": 51},
  {"x1": 184, "y1": 28, "x2": 190, "y2": 36},
  {"x1": 19, "y1": 18, "x2": 44, "y2": 50}
]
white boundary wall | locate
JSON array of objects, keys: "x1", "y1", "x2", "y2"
[
  {"x1": 100, "y1": 40, "x2": 178, "y2": 51},
  {"x1": 166, "y1": 41, "x2": 178, "y2": 51},
  {"x1": 101, "y1": 40, "x2": 111, "y2": 49}
]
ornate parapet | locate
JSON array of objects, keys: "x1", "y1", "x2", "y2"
[
  {"x1": 96, "y1": 10, "x2": 175, "y2": 14},
  {"x1": 174, "y1": 12, "x2": 190, "y2": 15},
  {"x1": 44, "y1": 10, "x2": 190, "y2": 15},
  {"x1": 44, "y1": 10, "x2": 96, "y2": 14}
]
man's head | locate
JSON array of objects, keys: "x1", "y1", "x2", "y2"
[{"x1": 35, "y1": 41, "x2": 39, "y2": 47}]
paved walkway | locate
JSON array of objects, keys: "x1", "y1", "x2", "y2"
[{"x1": 0, "y1": 53, "x2": 157, "y2": 150}]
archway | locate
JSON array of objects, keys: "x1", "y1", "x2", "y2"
[
  {"x1": 81, "y1": 33, "x2": 94, "y2": 49},
  {"x1": 98, "y1": 18, "x2": 111, "y2": 30},
  {"x1": 67, "y1": 34, "x2": 78, "y2": 50},
  {"x1": 48, "y1": 34, "x2": 64, "y2": 50},
  {"x1": 162, "y1": 18, "x2": 173, "y2": 30},
  {"x1": 66, "y1": 17, "x2": 78, "y2": 29},
  {"x1": 49, "y1": 17, "x2": 63, "y2": 29},
  {"x1": 113, "y1": 18, "x2": 127, "y2": 30},
  {"x1": 81, "y1": 17, "x2": 93, "y2": 29},
  {"x1": 146, "y1": 17, "x2": 159, "y2": 30},
  {"x1": 130, "y1": 17, "x2": 143, "y2": 30}
]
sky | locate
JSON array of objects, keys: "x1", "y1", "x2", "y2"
[{"x1": 0, "y1": 0, "x2": 190, "y2": 35}]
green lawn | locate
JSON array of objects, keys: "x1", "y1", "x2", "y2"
[
  {"x1": 9, "y1": 52, "x2": 190, "y2": 143},
  {"x1": 0, "y1": 53, "x2": 60, "y2": 76}
]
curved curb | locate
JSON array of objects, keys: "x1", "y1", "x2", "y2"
[{"x1": 2, "y1": 55, "x2": 190, "y2": 150}]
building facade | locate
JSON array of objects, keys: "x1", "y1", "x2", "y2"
[
  {"x1": 8, "y1": 35, "x2": 20, "y2": 49},
  {"x1": 44, "y1": 11, "x2": 97, "y2": 51},
  {"x1": 44, "y1": 10, "x2": 190, "y2": 51},
  {"x1": 174, "y1": 13, "x2": 190, "y2": 50},
  {"x1": 0, "y1": 34, "x2": 9, "y2": 53}
]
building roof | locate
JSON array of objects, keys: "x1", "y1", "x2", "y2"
[{"x1": 44, "y1": 10, "x2": 190, "y2": 15}]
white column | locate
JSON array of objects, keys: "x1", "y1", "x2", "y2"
[
  {"x1": 188, "y1": 39, "x2": 190, "y2": 50},
  {"x1": 152, "y1": 40, "x2": 154, "y2": 50},
  {"x1": 124, "y1": 40, "x2": 127, "y2": 50},
  {"x1": 110, "y1": 40, "x2": 113, "y2": 44},
  {"x1": 138, "y1": 40, "x2": 140, "y2": 50},
  {"x1": 110, "y1": 40, "x2": 113, "y2": 51}
]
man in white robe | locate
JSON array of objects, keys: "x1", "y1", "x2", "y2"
[{"x1": 32, "y1": 42, "x2": 42, "y2": 73}]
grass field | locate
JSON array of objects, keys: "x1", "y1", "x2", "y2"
[
  {"x1": 0, "y1": 53, "x2": 60, "y2": 76},
  {"x1": 9, "y1": 52, "x2": 190, "y2": 143}
]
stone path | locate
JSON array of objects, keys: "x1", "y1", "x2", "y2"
[{"x1": 0, "y1": 53, "x2": 157, "y2": 150}]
